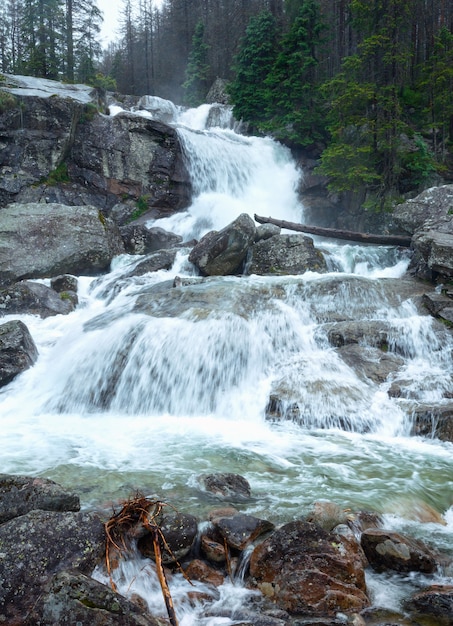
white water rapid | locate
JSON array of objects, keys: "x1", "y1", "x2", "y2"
[{"x1": 1, "y1": 101, "x2": 453, "y2": 624}]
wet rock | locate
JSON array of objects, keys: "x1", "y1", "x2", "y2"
[
  {"x1": 0, "y1": 203, "x2": 125, "y2": 286},
  {"x1": 0, "y1": 280, "x2": 76, "y2": 317},
  {"x1": 306, "y1": 501, "x2": 352, "y2": 532},
  {"x1": 405, "y1": 584, "x2": 453, "y2": 624},
  {"x1": 206, "y1": 78, "x2": 230, "y2": 105},
  {"x1": 0, "y1": 319, "x2": 38, "y2": 387},
  {"x1": 189, "y1": 213, "x2": 256, "y2": 276},
  {"x1": 249, "y1": 520, "x2": 369, "y2": 616},
  {"x1": 120, "y1": 224, "x2": 183, "y2": 255},
  {"x1": 411, "y1": 228, "x2": 453, "y2": 281},
  {"x1": 360, "y1": 528, "x2": 437, "y2": 573},
  {"x1": 393, "y1": 185, "x2": 453, "y2": 235},
  {"x1": 184, "y1": 558, "x2": 225, "y2": 587},
  {"x1": 24, "y1": 570, "x2": 160, "y2": 626},
  {"x1": 326, "y1": 321, "x2": 391, "y2": 350},
  {"x1": 200, "y1": 534, "x2": 228, "y2": 563},
  {"x1": 201, "y1": 473, "x2": 252, "y2": 500},
  {"x1": 0, "y1": 474, "x2": 80, "y2": 523},
  {"x1": 247, "y1": 233, "x2": 327, "y2": 275},
  {"x1": 126, "y1": 248, "x2": 179, "y2": 276},
  {"x1": 214, "y1": 513, "x2": 274, "y2": 550},
  {"x1": 255, "y1": 223, "x2": 281, "y2": 242},
  {"x1": 0, "y1": 509, "x2": 105, "y2": 622},
  {"x1": 410, "y1": 403, "x2": 453, "y2": 442},
  {"x1": 422, "y1": 291, "x2": 453, "y2": 324},
  {"x1": 337, "y1": 344, "x2": 404, "y2": 384},
  {"x1": 50, "y1": 273, "x2": 78, "y2": 293},
  {"x1": 138, "y1": 511, "x2": 198, "y2": 565},
  {"x1": 382, "y1": 497, "x2": 447, "y2": 525}
]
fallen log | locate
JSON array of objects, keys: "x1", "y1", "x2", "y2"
[{"x1": 254, "y1": 214, "x2": 412, "y2": 247}]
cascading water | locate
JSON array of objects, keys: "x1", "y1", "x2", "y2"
[{"x1": 1, "y1": 100, "x2": 452, "y2": 623}]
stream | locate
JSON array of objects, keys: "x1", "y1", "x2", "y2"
[{"x1": 0, "y1": 100, "x2": 452, "y2": 624}]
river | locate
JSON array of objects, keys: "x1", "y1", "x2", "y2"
[{"x1": 0, "y1": 101, "x2": 452, "y2": 624}]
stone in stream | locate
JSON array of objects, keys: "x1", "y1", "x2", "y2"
[
  {"x1": 0, "y1": 319, "x2": 38, "y2": 387},
  {"x1": 360, "y1": 528, "x2": 437, "y2": 573}
]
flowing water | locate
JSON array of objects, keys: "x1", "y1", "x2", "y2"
[{"x1": 1, "y1": 101, "x2": 452, "y2": 623}]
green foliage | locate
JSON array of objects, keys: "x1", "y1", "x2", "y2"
[
  {"x1": 130, "y1": 195, "x2": 151, "y2": 221},
  {"x1": 43, "y1": 163, "x2": 70, "y2": 186},
  {"x1": 88, "y1": 73, "x2": 117, "y2": 92},
  {"x1": 79, "y1": 103, "x2": 99, "y2": 123},
  {"x1": 400, "y1": 135, "x2": 436, "y2": 187},
  {"x1": 228, "y1": 11, "x2": 279, "y2": 127},
  {"x1": 0, "y1": 90, "x2": 17, "y2": 113},
  {"x1": 183, "y1": 21, "x2": 211, "y2": 107},
  {"x1": 262, "y1": 0, "x2": 326, "y2": 146}
]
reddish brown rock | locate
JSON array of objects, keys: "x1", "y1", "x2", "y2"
[
  {"x1": 214, "y1": 513, "x2": 275, "y2": 551},
  {"x1": 406, "y1": 584, "x2": 453, "y2": 623},
  {"x1": 249, "y1": 520, "x2": 369, "y2": 616},
  {"x1": 184, "y1": 559, "x2": 225, "y2": 587},
  {"x1": 360, "y1": 528, "x2": 437, "y2": 574}
]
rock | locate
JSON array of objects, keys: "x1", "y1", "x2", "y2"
[
  {"x1": 393, "y1": 185, "x2": 453, "y2": 235},
  {"x1": 200, "y1": 534, "x2": 227, "y2": 563},
  {"x1": 135, "y1": 94, "x2": 179, "y2": 124},
  {"x1": 337, "y1": 344, "x2": 404, "y2": 384},
  {"x1": 200, "y1": 473, "x2": 252, "y2": 500},
  {"x1": 189, "y1": 213, "x2": 256, "y2": 275},
  {"x1": 138, "y1": 511, "x2": 198, "y2": 565},
  {"x1": 360, "y1": 528, "x2": 437, "y2": 573},
  {"x1": 50, "y1": 274, "x2": 78, "y2": 293},
  {"x1": 0, "y1": 474, "x2": 80, "y2": 523},
  {"x1": 0, "y1": 509, "x2": 105, "y2": 622},
  {"x1": 247, "y1": 233, "x2": 327, "y2": 275},
  {"x1": 0, "y1": 78, "x2": 192, "y2": 214},
  {"x1": 326, "y1": 321, "x2": 392, "y2": 350},
  {"x1": 392, "y1": 185, "x2": 453, "y2": 281},
  {"x1": 306, "y1": 501, "x2": 351, "y2": 532},
  {"x1": 184, "y1": 558, "x2": 225, "y2": 587},
  {"x1": 214, "y1": 513, "x2": 274, "y2": 551},
  {"x1": 410, "y1": 403, "x2": 453, "y2": 442},
  {"x1": 411, "y1": 228, "x2": 453, "y2": 280},
  {"x1": 126, "y1": 249, "x2": 179, "y2": 276},
  {"x1": 0, "y1": 203, "x2": 125, "y2": 286},
  {"x1": 249, "y1": 520, "x2": 369, "y2": 616},
  {"x1": 206, "y1": 78, "x2": 230, "y2": 105},
  {"x1": 120, "y1": 224, "x2": 183, "y2": 255},
  {"x1": 405, "y1": 584, "x2": 453, "y2": 623},
  {"x1": 255, "y1": 223, "x2": 281, "y2": 241},
  {"x1": 382, "y1": 497, "x2": 446, "y2": 525},
  {"x1": 0, "y1": 280, "x2": 76, "y2": 317},
  {"x1": 70, "y1": 111, "x2": 191, "y2": 215},
  {"x1": 24, "y1": 570, "x2": 160, "y2": 626},
  {"x1": 0, "y1": 319, "x2": 38, "y2": 387}
]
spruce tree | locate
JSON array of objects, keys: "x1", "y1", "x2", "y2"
[
  {"x1": 182, "y1": 20, "x2": 210, "y2": 107},
  {"x1": 228, "y1": 10, "x2": 279, "y2": 128}
]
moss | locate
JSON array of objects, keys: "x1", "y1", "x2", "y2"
[{"x1": 98, "y1": 210, "x2": 107, "y2": 226}]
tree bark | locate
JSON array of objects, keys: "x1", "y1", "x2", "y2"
[{"x1": 254, "y1": 214, "x2": 412, "y2": 247}]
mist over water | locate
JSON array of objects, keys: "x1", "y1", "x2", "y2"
[{"x1": 1, "y1": 101, "x2": 452, "y2": 621}]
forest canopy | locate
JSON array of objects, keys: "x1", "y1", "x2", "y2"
[{"x1": 1, "y1": 0, "x2": 452, "y2": 207}]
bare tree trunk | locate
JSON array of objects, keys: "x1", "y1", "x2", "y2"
[{"x1": 254, "y1": 214, "x2": 412, "y2": 247}]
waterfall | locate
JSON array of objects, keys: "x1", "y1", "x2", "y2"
[{"x1": 1, "y1": 100, "x2": 452, "y2": 624}]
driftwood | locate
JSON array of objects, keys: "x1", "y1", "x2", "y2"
[
  {"x1": 254, "y1": 214, "x2": 412, "y2": 247},
  {"x1": 105, "y1": 495, "x2": 180, "y2": 626}
]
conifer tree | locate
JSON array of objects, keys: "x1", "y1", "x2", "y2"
[
  {"x1": 228, "y1": 10, "x2": 279, "y2": 128},
  {"x1": 182, "y1": 20, "x2": 210, "y2": 107}
]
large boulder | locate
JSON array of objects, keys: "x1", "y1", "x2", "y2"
[
  {"x1": 393, "y1": 185, "x2": 453, "y2": 281},
  {"x1": 0, "y1": 474, "x2": 80, "y2": 523},
  {"x1": 189, "y1": 213, "x2": 256, "y2": 275},
  {"x1": 70, "y1": 110, "x2": 191, "y2": 215},
  {"x1": 247, "y1": 233, "x2": 327, "y2": 275},
  {"x1": 0, "y1": 509, "x2": 105, "y2": 622},
  {"x1": 24, "y1": 571, "x2": 160, "y2": 626},
  {"x1": 0, "y1": 75, "x2": 192, "y2": 214},
  {"x1": 0, "y1": 281, "x2": 76, "y2": 317},
  {"x1": 360, "y1": 528, "x2": 437, "y2": 573},
  {"x1": 249, "y1": 520, "x2": 369, "y2": 616},
  {"x1": 0, "y1": 202, "x2": 125, "y2": 286},
  {"x1": 0, "y1": 319, "x2": 38, "y2": 387},
  {"x1": 393, "y1": 185, "x2": 453, "y2": 235}
]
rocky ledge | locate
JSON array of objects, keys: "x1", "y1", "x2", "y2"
[{"x1": 0, "y1": 473, "x2": 451, "y2": 626}]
